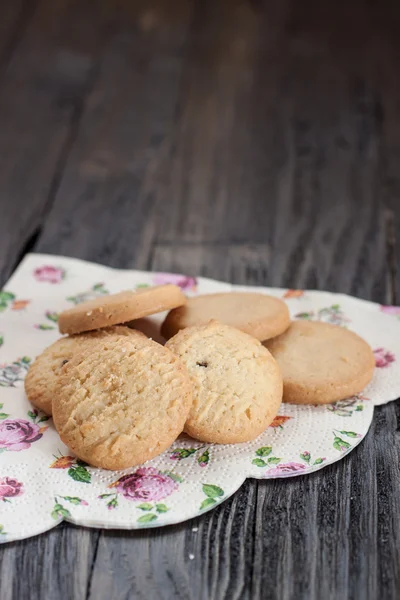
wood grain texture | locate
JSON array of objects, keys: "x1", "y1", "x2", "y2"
[
  {"x1": 35, "y1": 0, "x2": 194, "y2": 269},
  {"x1": 0, "y1": 0, "x2": 399, "y2": 599},
  {"x1": 0, "y1": 0, "x2": 110, "y2": 287},
  {"x1": 0, "y1": 525, "x2": 98, "y2": 600}
]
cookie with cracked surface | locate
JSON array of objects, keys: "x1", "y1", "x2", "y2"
[
  {"x1": 264, "y1": 320, "x2": 375, "y2": 404},
  {"x1": 161, "y1": 292, "x2": 290, "y2": 341},
  {"x1": 52, "y1": 330, "x2": 193, "y2": 470},
  {"x1": 58, "y1": 285, "x2": 186, "y2": 335},
  {"x1": 24, "y1": 326, "x2": 137, "y2": 415},
  {"x1": 165, "y1": 320, "x2": 283, "y2": 444}
]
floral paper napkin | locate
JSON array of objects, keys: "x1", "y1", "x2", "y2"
[{"x1": 0, "y1": 254, "x2": 399, "y2": 542}]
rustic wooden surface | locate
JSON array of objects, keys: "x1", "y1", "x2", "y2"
[{"x1": 0, "y1": 1, "x2": 399, "y2": 598}]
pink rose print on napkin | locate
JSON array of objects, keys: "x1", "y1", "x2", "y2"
[
  {"x1": 34, "y1": 266, "x2": 65, "y2": 284},
  {"x1": 265, "y1": 462, "x2": 306, "y2": 477},
  {"x1": 153, "y1": 273, "x2": 197, "y2": 292},
  {"x1": 115, "y1": 467, "x2": 179, "y2": 502},
  {"x1": 0, "y1": 477, "x2": 24, "y2": 501},
  {"x1": 380, "y1": 305, "x2": 400, "y2": 316},
  {"x1": 0, "y1": 419, "x2": 43, "y2": 451},
  {"x1": 374, "y1": 348, "x2": 395, "y2": 368}
]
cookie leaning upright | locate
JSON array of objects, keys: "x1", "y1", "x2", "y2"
[
  {"x1": 166, "y1": 321, "x2": 283, "y2": 444},
  {"x1": 58, "y1": 285, "x2": 186, "y2": 335},
  {"x1": 161, "y1": 292, "x2": 290, "y2": 341},
  {"x1": 264, "y1": 320, "x2": 375, "y2": 405},
  {"x1": 24, "y1": 326, "x2": 137, "y2": 415},
  {"x1": 52, "y1": 329, "x2": 193, "y2": 470}
]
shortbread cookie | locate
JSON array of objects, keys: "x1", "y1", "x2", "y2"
[
  {"x1": 264, "y1": 320, "x2": 375, "y2": 404},
  {"x1": 52, "y1": 330, "x2": 193, "y2": 470},
  {"x1": 166, "y1": 321, "x2": 283, "y2": 444},
  {"x1": 58, "y1": 285, "x2": 186, "y2": 335},
  {"x1": 24, "y1": 326, "x2": 136, "y2": 415},
  {"x1": 161, "y1": 292, "x2": 290, "y2": 341}
]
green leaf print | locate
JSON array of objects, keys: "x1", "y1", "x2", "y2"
[
  {"x1": 267, "y1": 457, "x2": 281, "y2": 465},
  {"x1": 313, "y1": 458, "x2": 324, "y2": 465},
  {"x1": 0, "y1": 292, "x2": 15, "y2": 302},
  {"x1": 46, "y1": 312, "x2": 59, "y2": 323},
  {"x1": 0, "y1": 336, "x2": 3, "y2": 347},
  {"x1": 170, "y1": 448, "x2": 198, "y2": 460},
  {"x1": 51, "y1": 503, "x2": 71, "y2": 520},
  {"x1": 36, "y1": 324, "x2": 55, "y2": 331},
  {"x1": 0, "y1": 292, "x2": 15, "y2": 312},
  {"x1": 156, "y1": 504, "x2": 169, "y2": 513},
  {"x1": 107, "y1": 497, "x2": 118, "y2": 510},
  {"x1": 200, "y1": 497, "x2": 216, "y2": 510},
  {"x1": 197, "y1": 449, "x2": 210, "y2": 467},
  {"x1": 333, "y1": 436, "x2": 351, "y2": 452},
  {"x1": 62, "y1": 496, "x2": 84, "y2": 505},
  {"x1": 93, "y1": 283, "x2": 108, "y2": 292},
  {"x1": 202, "y1": 484, "x2": 224, "y2": 499},
  {"x1": 68, "y1": 465, "x2": 91, "y2": 483},
  {"x1": 163, "y1": 471, "x2": 183, "y2": 483},
  {"x1": 296, "y1": 312, "x2": 313, "y2": 320},
  {"x1": 339, "y1": 431, "x2": 359, "y2": 438},
  {"x1": 255, "y1": 446, "x2": 272, "y2": 457},
  {"x1": 0, "y1": 413, "x2": 9, "y2": 420},
  {"x1": 28, "y1": 410, "x2": 38, "y2": 421},
  {"x1": 137, "y1": 503, "x2": 153, "y2": 511},
  {"x1": 300, "y1": 452, "x2": 311, "y2": 463},
  {"x1": 137, "y1": 513, "x2": 158, "y2": 524},
  {"x1": 252, "y1": 458, "x2": 267, "y2": 467}
]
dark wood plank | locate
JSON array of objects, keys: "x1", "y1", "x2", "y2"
[
  {"x1": 0, "y1": 0, "x2": 107, "y2": 288},
  {"x1": 35, "y1": 0, "x2": 195, "y2": 270},
  {"x1": 0, "y1": 525, "x2": 97, "y2": 600},
  {"x1": 0, "y1": 1, "x2": 28, "y2": 67}
]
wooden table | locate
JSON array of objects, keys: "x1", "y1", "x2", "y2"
[{"x1": 0, "y1": 1, "x2": 399, "y2": 598}]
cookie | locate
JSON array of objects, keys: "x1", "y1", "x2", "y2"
[
  {"x1": 161, "y1": 292, "x2": 290, "y2": 341},
  {"x1": 24, "y1": 326, "x2": 136, "y2": 415},
  {"x1": 165, "y1": 320, "x2": 283, "y2": 444},
  {"x1": 52, "y1": 330, "x2": 193, "y2": 470},
  {"x1": 58, "y1": 285, "x2": 186, "y2": 335},
  {"x1": 264, "y1": 320, "x2": 375, "y2": 404}
]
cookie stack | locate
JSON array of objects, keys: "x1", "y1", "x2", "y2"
[{"x1": 25, "y1": 286, "x2": 375, "y2": 470}]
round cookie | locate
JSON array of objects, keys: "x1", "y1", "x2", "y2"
[
  {"x1": 165, "y1": 320, "x2": 283, "y2": 444},
  {"x1": 52, "y1": 330, "x2": 193, "y2": 470},
  {"x1": 58, "y1": 285, "x2": 186, "y2": 335},
  {"x1": 24, "y1": 326, "x2": 136, "y2": 415},
  {"x1": 264, "y1": 320, "x2": 375, "y2": 405},
  {"x1": 161, "y1": 292, "x2": 290, "y2": 341}
]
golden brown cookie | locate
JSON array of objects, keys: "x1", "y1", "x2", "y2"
[
  {"x1": 52, "y1": 330, "x2": 193, "y2": 470},
  {"x1": 166, "y1": 320, "x2": 283, "y2": 444},
  {"x1": 264, "y1": 320, "x2": 375, "y2": 404},
  {"x1": 161, "y1": 292, "x2": 290, "y2": 341},
  {"x1": 24, "y1": 327, "x2": 136, "y2": 415},
  {"x1": 58, "y1": 285, "x2": 186, "y2": 335}
]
